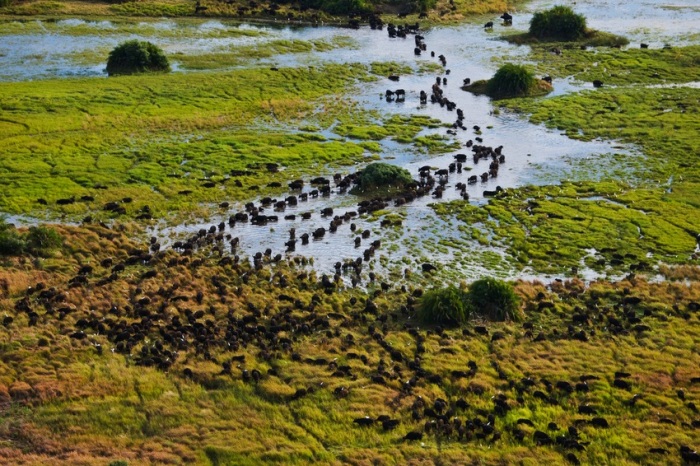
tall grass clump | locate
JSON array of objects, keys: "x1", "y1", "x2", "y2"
[
  {"x1": 417, "y1": 285, "x2": 470, "y2": 326},
  {"x1": 529, "y1": 5, "x2": 587, "y2": 41},
  {"x1": 353, "y1": 162, "x2": 413, "y2": 193},
  {"x1": 486, "y1": 64, "x2": 536, "y2": 98},
  {"x1": 106, "y1": 40, "x2": 170, "y2": 76},
  {"x1": 467, "y1": 277, "x2": 522, "y2": 322}
]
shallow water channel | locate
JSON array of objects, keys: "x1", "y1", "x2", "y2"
[{"x1": 1, "y1": 0, "x2": 698, "y2": 283}]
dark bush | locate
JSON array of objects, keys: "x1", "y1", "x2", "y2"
[
  {"x1": 0, "y1": 221, "x2": 26, "y2": 256},
  {"x1": 467, "y1": 278, "x2": 521, "y2": 322},
  {"x1": 0, "y1": 221, "x2": 62, "y2": 257},
  {"x1": 106, "y1": 40, "x2": 170, "y2": 76},
  {"x1": 26, "y1": 226, "x2": 63, "y2": 256},
  {"x1": 529, "y1": 5, "x2": 587, "y2": 41},
  {"x1": 0, "y1": 0, "x2": 13, "y2": 7},
  {"x1": 355, "y1": 162, "x2": 413, "y2": 193},
  {"x1": 486, "y1": 64, "x2": 536, "y2": 98},
  {"x1": 418, "y1": 285, "x2": 470, "y2": 326}
]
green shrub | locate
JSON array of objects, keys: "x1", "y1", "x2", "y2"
[
  {"x1": 467, "y1": 278, "x2": 521, "y2": 322},
  {"x1": 0, "y1": 221, "x2": 62, "y2": 257},
  {"x1": 487, "y1": 64, "x2": 536, "y2": 98},
  {"x1": 0, "y1": 224, "x2": 26, "y2": 256},
  {"x1": 26, "y1": 226, "x2": 63, "y2": 256},
  {"x1": 529, "y1": 5, "x2": 587, "y2": 41},
  {"x1": 0, "y1": 0, "x2": 13, "y2": 8},
  {"x1": 106, "y1": 40, "x2": 170, "y2": 76},
  {"x1": 418, "y1": 285, "x2": 470, "y2": 326},
  {"x1": 355, "y1": 162, "x2": 413, "y2": 193}
]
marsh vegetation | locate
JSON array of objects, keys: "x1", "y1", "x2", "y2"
[{"x1": 0, "y1": 0, "x2": 699, "y2": 464}]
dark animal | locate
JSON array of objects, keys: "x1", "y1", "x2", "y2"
[{"x1": 420, "y1": 90, "x2": 427, "y2": 104}]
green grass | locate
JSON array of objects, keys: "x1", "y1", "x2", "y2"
[
  {"x1": 503, "y1": 29, "x2": 629, "y2": 48},
  {"x1": 523, "y1": 44, "x2": 700, "y2": 86},
  {"x1": 0, "y1": 63, "x2": 380, "y2": 219}
]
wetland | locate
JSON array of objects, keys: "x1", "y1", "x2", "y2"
[{"x1": 0, "y1": 0, "x2": 699, "y2": 464}]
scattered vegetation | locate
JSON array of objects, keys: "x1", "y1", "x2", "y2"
[{"x1": 106, "y1": 40, "x2": 170, "y2": 76}]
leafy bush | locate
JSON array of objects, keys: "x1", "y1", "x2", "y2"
[
  {"x1": 0, "y1": 222, "x2": 26, "y2": 256},
  {"x1": 0, "y1": 0, "x2": 12, "y2": 7},
  {"x1": 418, "y1": 285, "x2": 470, "y2": 326},
  {"x1": 529, "y1": 5, "x2": 587, "y2": 41},
  {"x1": 0, "y1": 221, "x2": 62, "y2": 257},
  {"x1": 355, "y1": 162, "x2": 413, "y2": 192},
  {"x1": 26, "y1": 226, "x2": 63, "y2": 256},
  {"x1": 487, "y1": 64, "x2": 536, "y2": 98},
  {"x1": 106, "y1": 40, "x2": 170, "y2": 76},
  {"x1": 467, "y1": 278, "x2": 521, "y2": 322}
]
